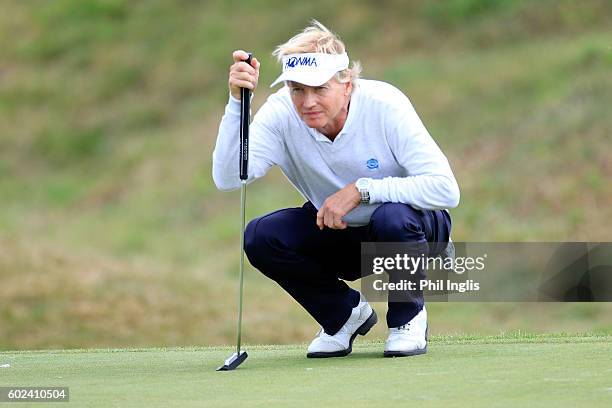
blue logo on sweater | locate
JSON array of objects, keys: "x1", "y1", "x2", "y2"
[{"x1": 366, "y1": 158, "x2": 379, "y2": 170}]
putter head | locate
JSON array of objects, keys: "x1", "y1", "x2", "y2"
[{"x1": 216, "y1": 351, "x2": 248, "y2": 371}]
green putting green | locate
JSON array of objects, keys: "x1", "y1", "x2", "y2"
[{"x1": 1, "y1": 334, "x2": 610, "y2": 407}]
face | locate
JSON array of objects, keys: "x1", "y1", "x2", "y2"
[{"x1": 288, "y1": 78, "x2": 352, "y2": 136}]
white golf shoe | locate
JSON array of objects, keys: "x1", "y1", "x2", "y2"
[
  {"x1": 307, "y1": 296, "x2": 378, "y2": 358},
  {"x1": 384, "y1": 306, "x2": 428, "y2": 357}
]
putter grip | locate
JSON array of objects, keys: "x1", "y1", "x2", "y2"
[{"x1": 239, "y1": 53, "x2": 252, "y2": 181}]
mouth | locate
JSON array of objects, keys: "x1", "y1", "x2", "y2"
[{"x1": 303, "y1": 111, "x2": 322, "y2": 117}]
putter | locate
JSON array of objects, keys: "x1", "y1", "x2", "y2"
[{"x1": 217, "y1": 53, "x2": 253, "y2": 371}]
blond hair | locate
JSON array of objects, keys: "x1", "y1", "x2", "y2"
[{"x1": 272, "y1": 20, "x2": 361, "y2": 86}]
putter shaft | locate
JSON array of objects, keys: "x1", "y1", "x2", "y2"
[{"x1": 237, "y1": 180, "x2": 247, "y2": 354}]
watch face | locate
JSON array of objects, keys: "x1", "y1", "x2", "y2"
[{"x1": 356, "y1": 178, "x2": 369, "y2": 190}]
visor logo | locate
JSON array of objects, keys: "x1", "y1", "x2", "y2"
[{"x1": 286, "y1": 56, "x2": 318, "y2": 69}]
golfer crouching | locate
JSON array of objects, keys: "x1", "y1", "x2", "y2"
[{"x1": 213, "y1": 21, "x2": 459, "y2": 358}]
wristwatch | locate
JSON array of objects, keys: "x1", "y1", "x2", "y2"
[{"x1": 355, "y1": 178, "x2": 372, "y2": 205}]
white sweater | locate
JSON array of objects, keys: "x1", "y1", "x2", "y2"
[{"x1": 213, "y1": 79, "x2": 460, "y2": 226}]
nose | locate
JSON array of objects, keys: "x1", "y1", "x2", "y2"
[{"x1": 303, "y1": 90, "x2": 317, "y2": 108}]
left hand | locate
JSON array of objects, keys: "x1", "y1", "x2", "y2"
[{"x1": 316, "y1": 183, "x2": 361, "y2": 230}]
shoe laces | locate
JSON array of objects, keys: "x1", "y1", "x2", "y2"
[
  {"x1": 316, "y1": 328, "x2": 337, "y2": 339},
  {"x1": 395, "y1": 323, "x2": 411, "y2": 332},
  {"x1": 315, "y1": 302, "x2": 367, "y2": 338}
]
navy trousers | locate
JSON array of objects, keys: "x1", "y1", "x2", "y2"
[{"x1": 244, "y1": 202, "x2": 451, "y2": 335}]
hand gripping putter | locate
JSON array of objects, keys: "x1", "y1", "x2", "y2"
[{"x1": 217, "y1": 53, "x2": 252, "y2": 371}]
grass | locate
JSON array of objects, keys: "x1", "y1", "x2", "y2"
[
  {"x1": 0, "y1": 1, "x2": 611, "y2": 350},
  {"x1": 1, "y1": 333, "x2": 611, "y2": 407}
]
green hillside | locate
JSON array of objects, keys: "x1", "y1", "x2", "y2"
[{"x1": 1, "y1": 0, "x2": 611, "y2": 349}]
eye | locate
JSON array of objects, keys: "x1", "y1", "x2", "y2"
[
  {"x1": 290, "y1": 87, "x2": 304, "y2": 94},
  {"x1": 315, "y1": 86, "x2": 328, "y2": 94}
]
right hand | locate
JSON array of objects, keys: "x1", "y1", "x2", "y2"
[{"x1": 229, "y1": 50, "x2": 260, "y2": 100}]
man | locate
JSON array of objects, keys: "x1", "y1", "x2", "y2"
[{"x1": 213, "y1": 21, "x2": 459, "y2": 358}]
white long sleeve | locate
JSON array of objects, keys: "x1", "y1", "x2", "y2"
[
  {"x1": 367, "y1": 104, "x2": 460, "y2": 209},
  {"x1": 212, "y1": 94, "x2": 285, "y2": 191}
]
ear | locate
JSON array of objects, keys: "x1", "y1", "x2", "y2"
[{"x1": 344, "y1": 81, "x2": 353, "y2": 96}]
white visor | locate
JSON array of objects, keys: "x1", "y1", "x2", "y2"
[{"x1": 270, "y1": 52, "x2": 350, "y2": 87}]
